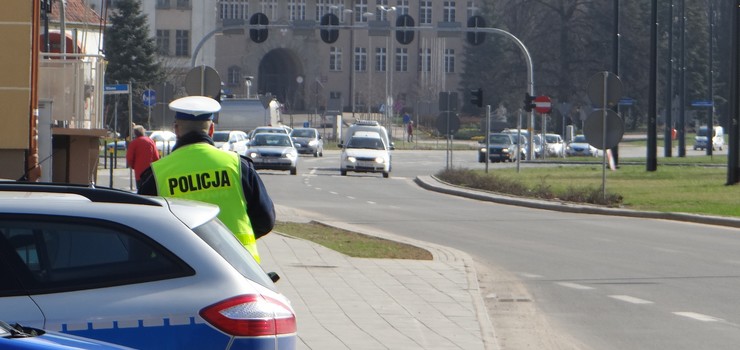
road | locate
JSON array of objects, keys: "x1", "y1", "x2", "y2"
[{"x1": 260, "y1": 147, "x2": 740, "y2": 350}]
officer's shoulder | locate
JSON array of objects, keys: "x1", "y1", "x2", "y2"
[{"x1": 239, "y1": 154, "x2": 255, "y2": 166}]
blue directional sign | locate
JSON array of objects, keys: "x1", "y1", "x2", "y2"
[
  {"x1": 104, "y1": 84, "x2": 129, "y2": 94},
  {"x1": 618, "y1": 97, "x2": 635, "y2": 106},
  {"x1": 142, "y1": 89, "x2": 156, "y2": 107},
  {"x1": 691, "y1": 99, "x2": 713, "y2": 108}
]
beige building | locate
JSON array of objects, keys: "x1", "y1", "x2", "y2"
[{"x1": 151, "y1": 0, "x2": 482, "y2": 123}]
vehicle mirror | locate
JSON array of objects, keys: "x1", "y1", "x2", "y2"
[{"x1": 337, "y1": 143, "x2": 343, "y2": 148}]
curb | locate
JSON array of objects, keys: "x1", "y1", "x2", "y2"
[{"x1": 414, "y1": 175, "x2": 740, "y2": 229}]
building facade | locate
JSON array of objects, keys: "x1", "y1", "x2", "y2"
[{"x1": 151, "y1": 0, "x2": 482, "y2": 122}]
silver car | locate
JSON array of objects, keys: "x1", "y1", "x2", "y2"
[
  {"x1": 290, "y1": 128, "x2": 323, "y2": 157},
  {"x1": 246, "y1": 133, "x2": 298, "y2": 175}
]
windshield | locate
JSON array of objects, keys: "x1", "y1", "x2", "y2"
[
  {"x1": 192, "y1": 219, "x2": 276, "y2": 291},
  {"x1": 573, "y1": 135, "x2": 587, "y2": 143},
  {"x1": 291, "y1": 129, "x2": 314, "y2": 138},
  {"x1": 212, "y1": 132, "x2": 230, "y2": 142},
  {"x1": 489, "y1": 135, "x2": 511, "y2": 144},
  {"x1": 252, "y1": 134, "x2": 291, "y2": 146},
  {"x1": 545, "y1": 135, "x2": 561, "y2": 143},
  {"x1": 347, "y1": 137, "x2": 385, "y2": 150}
]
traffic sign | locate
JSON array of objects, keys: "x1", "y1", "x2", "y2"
[
  {"x1": 584, "y1": 109, "x2": 624, "y2": 150},
  {"x1": 436, "y1": 111, "x2": 460, "y2": 136},
  {"x1": 185, "y1": 65, "x2": 221, "y2": 97},
  {"x1": 142, "y1": 89, "x2": 156, "y2": 107},
  {"x1": 691, "y1": 100, "x2": 713, "y2": 107},
  {"x1": 534, "y1": 95, "x2": 552, "y2": 114},
  {"x1": 587, "y1": 71, "x2": 622, "y2": 108},
  {"x1": 618, "y1": 97, "x2": 635, "y2": 106},
  {"x1": 104, "y1": 84, "x2": 129, "y2": 95}
]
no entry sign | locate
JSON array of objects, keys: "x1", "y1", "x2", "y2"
[{"x1": 534, "y1": 95, "x2": 552, "y2": 114}]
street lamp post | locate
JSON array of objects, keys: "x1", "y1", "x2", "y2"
[{"x1": 378, "y1": 5, "x2": 396, "y2": 135}]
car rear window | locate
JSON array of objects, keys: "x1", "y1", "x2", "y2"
[
  {"x1": 191, "y1": 220, "x2": 276, "y2": 291},
  {"x1": 0, "y1": 216, "x2": 193, "y2": 295}
]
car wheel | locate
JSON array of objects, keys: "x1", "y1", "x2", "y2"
[
  {"x1": 340, "y1": 169, "x2": 347, "y2": 176},
  {"x1": 313, "y1": 151, "x2": 318, "y2": 157},
  {"x1": 383, "y1": 171, "x2": 389, "y2": 178},
  {"x1": 290, "y1": 167, "x2": 297, "y2": 175},
  {"x1": 319, "y1": 150, "x2": 323, "y2": 157}
]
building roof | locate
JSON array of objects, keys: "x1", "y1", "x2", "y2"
[{"x1": 48, "y1": 0, "x2": 104, "y2": 25}]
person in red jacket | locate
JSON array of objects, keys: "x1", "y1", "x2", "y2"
[{"x1": 126, "y1": 125, "x2": 160, "y2": 189}]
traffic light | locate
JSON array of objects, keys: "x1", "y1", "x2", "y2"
[
  {"x1": 320, "y1": 13, "x2": 340, "y2": 44},
  {"x1": 523, "y1": 93, "x2": 535, "y2": 112},
  {"x1": 470, "y1": 88, "x2": 483, "y2": 108},
  {"x1": 395, "y1": 14, "x2": 415, "y2": 45},
  {"x1": 249, "y1": 12, "x2": 269, "y2": 43},
  {"x1": 466, "y1": 16, "x2": 486, "y2": 46}
]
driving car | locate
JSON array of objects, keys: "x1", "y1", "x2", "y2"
[
  {"x1": 566, "y1": 134, "x2": 600, "y2": 157},
  {"x1": 246, "y1": 133, "x2": 298, "y2": 175},
  {"x1": 543, "y1": 133, "x2": 566, "y2": 158},
  {"x1": 0, "y1": 182, "x2": 297, "y2": 350},
  {"x1": 248, "y1": 126, "x2": 292, "y2": 140},
  {"x1": 212, "y1": 130, "x2": 249, "y2": 155},
  {"x1": 290, "y1": 127, "x2": 323, "y2": 157},
  {"x1": 693, "y1": 125, "x2": 724, "y2": 151},
  {"x1": 339, "y1": 131, "x2": 391, "y2": 178},
  {"x1": 478, "y1": 133, "x2": 526, "y2": 163}
]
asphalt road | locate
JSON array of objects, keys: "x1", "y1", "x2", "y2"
[{"x1": 260, "y1": 148, "x2": 740, "y2": 350}]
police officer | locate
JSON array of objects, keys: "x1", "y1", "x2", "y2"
[{"x1": 137, "y1": 96, "x2": 275, "y2": 263}]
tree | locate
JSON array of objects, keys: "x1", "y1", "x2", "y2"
[{"x1": 104, "y1": 0, "x2": 163, "y2": 132}]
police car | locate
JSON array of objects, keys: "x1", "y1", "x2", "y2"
[{"x1": 0, "y1": 182, "x2": 296, "y2": 350}]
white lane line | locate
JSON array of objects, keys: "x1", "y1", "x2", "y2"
[
  {"x1": 346, "y1": 196, "x2": 355, "y2": 200},
  {"x1": 609, "y1": 295, "x2": 654, "y2": 304},
  {"x1": 520, "y1": 273, "x2": 543, "y2": 279},
  {"x1": 366, "y1": 201, "x2": 376, "y2": 205},
  {"x1": 557, "y1": 282, "x2": 594, "y2": 290},
  {"x1": 314, "y1": 187, "x2": 322, "y2": 191},
  {"x1": 329, "y1": 191, "x2": 339, "y2": 195},
  {"x1": 673, "y1": 312, "x2": 723, "y2": 322}
]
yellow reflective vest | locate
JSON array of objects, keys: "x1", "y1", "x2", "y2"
[{"x1": 151, "y1": 143, "x2": 260, "y2": 262}]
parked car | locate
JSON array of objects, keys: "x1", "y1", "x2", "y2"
[
  {"x1": 339, "y1": 131, "x2": 391, "y2": 178},
  {"x1": 566, "y1": 134, "x2": 600, "y2": 157},
  {"x1": 147, "y1": 130, "x2": 177, "y2": 156},
  {"x1": 0, "y1": 321, "x2": 133, "y2": 349},
  {"x1": 478, "y1": 133, "x2": 526, "y2": 163},
  {"x1": 543, "y1": 133, "x2": 566, "y2": 158},
  {"x1": 0, "y1": 182, "x2": 297, "y2": 350},
  {"x1": 501, "y1": 129, "x2": 533, "y2": 159},
  {"x1": 290, "y1": 127, "x2": 323, "y2": 157},
  {"x1": 212, "y1": 130, "x2": 249, "y2": 155},
  {"x1": 246, "y1": 133, "x2": 298, "y2": 175}
]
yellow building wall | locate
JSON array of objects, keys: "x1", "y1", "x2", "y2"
[{"x1": 0, "y1": 1, "x2": 32, "y2": 149}]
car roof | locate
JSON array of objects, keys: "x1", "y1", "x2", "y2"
[{"x1": 352, "y1": 131, "x2": 381, "y2": 138}]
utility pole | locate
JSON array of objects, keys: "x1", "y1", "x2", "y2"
[{"x1": 664, "y1": 0, "x2": 674, "y2": 157}]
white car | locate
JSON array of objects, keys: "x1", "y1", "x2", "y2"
[
  {"x1": 339, "y1": 131, "x2": 391, "y2": 178},
  {"x1": 0, "y1": 182, "x2": 296, "y2": 350},
  {"x1": 566, "y1": 134, "x2": 600, "y2": 157},
  {"x1": 246, "y1": 133, "x2": 298, "y2": 175},
  {"x1": 248, "y1": 126, "x2": 292, "y2": 140},
  {"x1": 147, "y1": 130, "x2": 177, "y2": 156},
  {"x1": 543, "y1": 133, "x2": 566, "y2": 158},
  {"x1": 213, "y1": 130, "x2": 249, "y2": 155}
]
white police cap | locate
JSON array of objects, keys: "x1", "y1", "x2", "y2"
[{"x1": 169, "y1": 96, "x2": 221, "y2": 121}]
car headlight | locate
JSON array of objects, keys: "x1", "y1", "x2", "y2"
[
  {"x1": 502, "y1": 148, "x2": 510, "y2": 153},
  {"x1": 479, "y1": 148, "x2": 486, "y2": 152},
  {"x1": 284, "y1": 152, "x2": 296, "y2": 159},
  {"x1": 309, "y1": 140, "x2": 318, "y2": 146},
  {"x1": 375, "y1": 157, "x2": 385, "y2": 164},
  {"x1": 248, "y1": 152, "x2": 260, "y2": 158},
  {"x1": 346, "y1": 156, "x2": 357, "y2": 163}
]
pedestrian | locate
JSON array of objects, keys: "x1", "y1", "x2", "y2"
[
  {"x1": 407, "y1": 120, "x2": 414, "y2": 142},
  {"x1": 137, "y1": 96, "x2": 275, "y2": 263},
  {"x1": 126, "y1": 124, "x2": 160, "y2": 189}
]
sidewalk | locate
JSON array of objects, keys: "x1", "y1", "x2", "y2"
[{"x1": 96, "y1": 167, "x2": 498, "y2": 350}]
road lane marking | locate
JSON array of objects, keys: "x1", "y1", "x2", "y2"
[
  {"x1": 520, "y1": 273, "x2": 543, "y2": 279},
  {"x1": 673, "y1": 312, "x2": 723, "y2": 322},
  {"x1": 329, "y1": 191, "x2": 339, "y2": 195},
  {"x1": 366, "y1": 201, "x2": 376, "y2": 205},
  {"x1": 609, "y1": 295, "x2": 653, "y2": 304},
  {"x1": 557, "y1": 282, "x2": 594, "y2": 290}
]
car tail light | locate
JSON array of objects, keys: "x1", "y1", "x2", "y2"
[{"x1": 200, "y1": 294, "x2": 297, "y2": 336}]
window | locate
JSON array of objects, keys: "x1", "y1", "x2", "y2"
[
  {"x1": 395, "y1": 47, "x2": 408, "y2": 72},
  {"x1": 227, "y1": 66, "x2": 241, "y2": 85},
  {"x1": 419, "y1": 1, "x2": 432, "y2": 25},
  {"x1": 156, "y1": 0, "x2": 170, "y2": 9},
  {"x1": 0, "y1": 218, "x2": 190, "y2": 292},
  {"x1": 315, "y1": 0, "x2": 339, "y2": 21},
  {"x1": 375, "y1": 0, "x2": 389, "y2": 21},
  {"x1": 156, "y1": 30, "x2": 170, "y2": 56},
  {"x1": 288, "y1": 0, "x2": 306, "y2": 21},
  {"x1": 330, "y1": 46, "x2": 342, "y2": 71},
  {"x1": 175, "y1": 30, "x2": 190, "y2": 57},
  {"x1": 443, "y1": 1, "x2": 456, "y2": 22},
  {"x1": 330, "y1": 91, "x2": 342, "y2": 99},
  {"x1": 219, "y1": 0, "x2": 248, "y2": 20},
  {"x1": 467, "y1": 0, "x2": 477, "y2": 17},
  {"x1": 176, "y1": 0, "x2": 190, "y2": 9},
  {"x1": 444, "y1": 48, "x2": 455, "y2": 73},
  {"x1": 355, "y1": 47, "x2": 367, "y2": 72},
  {"x1": 355, "y1": 0, "x2": 368, "y2": 23},
  {"x1": 396, "y1": 0, "x2": 409, "y2": 15},
  {"x1": 261, "y1": 0, "x2": 278, "y2": 20},
  {"x1": 418, "y1": 48, "x2": 431, "y2": 72},
  {"x1": 375, "y1": 47, "x2": 386, "y2": 72}
]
